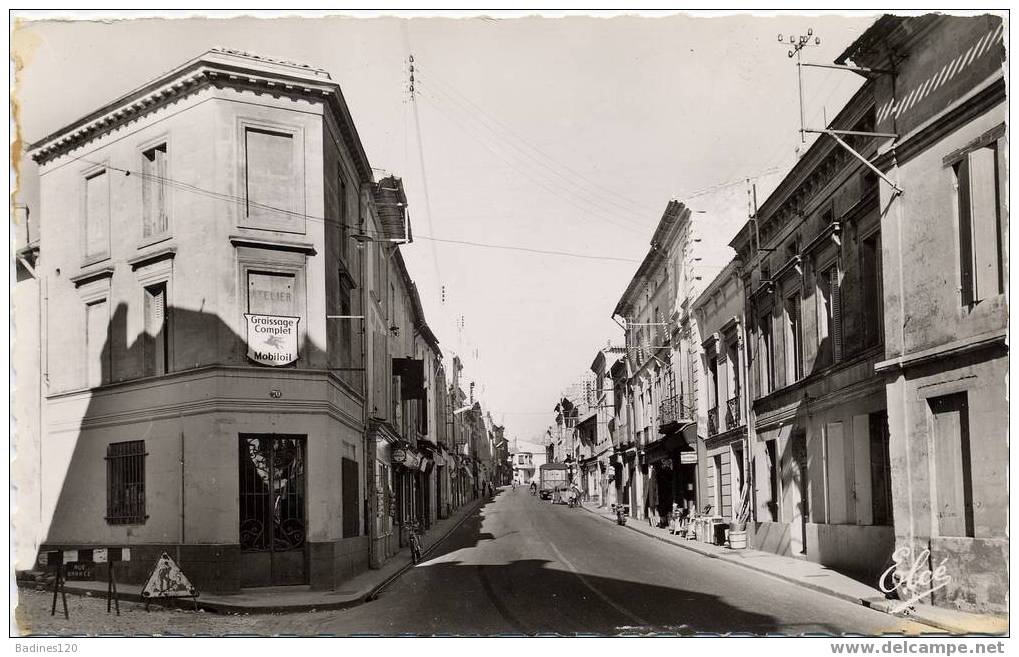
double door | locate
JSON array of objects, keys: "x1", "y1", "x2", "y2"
[{"x1": 239, "y1": 434, "x2": 307, "y2": 587}]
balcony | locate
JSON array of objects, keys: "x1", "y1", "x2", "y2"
[
  {"x1": 707, "y1": 406, "x2": 719, "y2": 437},
  {"x1": 659, "y1": 394, "x2": 695, "y2": 434},
  {"x1": 725, "y1": 396, "x2": 742, "y2": 430}
]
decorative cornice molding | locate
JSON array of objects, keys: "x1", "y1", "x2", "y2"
[
  {"x1": 29, "y1": 52, "x2": 374, "y2": 184},
  {"x1": 70, "y1": 265, "x2": 115, "y2": 287},
  {"x1": 127, "y1": 243, "x2": 177, "y2": 269},
  {"x1": 229, "y1": 234, "x2": 317, "y2": 255}
]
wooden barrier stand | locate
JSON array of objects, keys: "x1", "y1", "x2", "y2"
[{"x1": 40, "y1": 548, "x2": 131, "y2": 620}]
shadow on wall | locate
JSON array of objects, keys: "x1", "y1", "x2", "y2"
[{"x1": 38, "y1": 302, "x2": 340, "y2": 592}]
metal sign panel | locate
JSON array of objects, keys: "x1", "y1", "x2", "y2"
[
  {"x1": 141, "y1": 552, "x2": 198, "y2": 599},
  {"x1": 244, "y1": 314, "x2": 300, "y2": 366}
]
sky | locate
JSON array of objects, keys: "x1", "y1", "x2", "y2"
[{"x1": 12, "y1": 10, "x2": 875, "y2": 444}]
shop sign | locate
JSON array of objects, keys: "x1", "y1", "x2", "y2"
[
  {"x1": 680, "y1": 452, "x2": 697, "y2": 464},
  {"x1": 392, "y1": 449, "x2": 408, "y2": 464},
  {"x1": 244, "y1": 314, "x2": 300, "y2": 366}
]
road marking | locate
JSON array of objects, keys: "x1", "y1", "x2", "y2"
[{"x1": 548, "y1": 541, "x2": 651, "y2": 628}]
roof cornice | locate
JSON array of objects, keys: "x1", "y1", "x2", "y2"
[{"x1": 29, "y1": 50, "x2": 374, "y2": 183}]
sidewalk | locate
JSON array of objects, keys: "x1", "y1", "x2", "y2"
[
  {"x1": 20, "y1": 496, "x2": 487, "y2": 615},
  {"x1": 580, "y1": 502, "x2": 1008, "y2": 635}
]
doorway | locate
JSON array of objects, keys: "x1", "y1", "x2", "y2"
[{"x1": 238, "y1": 434, "x2": 308, "y2": 587}]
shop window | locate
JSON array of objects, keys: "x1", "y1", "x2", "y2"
[
  {"x1": 342, "y1": 457, "x2": 360, "y2": 538},
  {"x1": 930, "y1": 393, "x2": 974, "y2": 537},
  {"x1": 141, "y1": 144, "x2": 169, "y2": 238},
  {"x1": 84, "y1": 169, "x2": 110, "y2": 261},
  {"x1": 106, "y1": 441, "x2": 146, "y2": 525},
  {"x1": 954, "y1": 142, "x2": 1004, "y2": 306}
]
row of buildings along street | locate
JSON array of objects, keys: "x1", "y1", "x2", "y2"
[
  {"x1": 14, "y1": 47, "x2": 511, "y2": 594},
  {"x1": 543, "y1": 13, "x2": 1006, "y2": 615},
  {"x1": 9, "y1": 12, "x2": 1008, "y2": 635}
]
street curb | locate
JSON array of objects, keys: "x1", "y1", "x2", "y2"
[
  {"x1": 578, "y1": 505, "x2": 956, "y2": 631},
  {"x1": 366, "y1": 496, "x2": 488, "y2": 601},
  {"x1": 19, "y1": 497, "x2": 491, "y2": 616}
]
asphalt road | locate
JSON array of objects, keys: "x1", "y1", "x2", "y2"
[
  {"x1": 16, "y1": 487, "x2": 937, "y2": 636},
  {"x1": 300, "y1": 487, "x2": 933, "y2": 636}
]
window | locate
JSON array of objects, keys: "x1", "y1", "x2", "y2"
[
  {"x1": 869, "y1": 410, "x2": 893, "y2": 526},
  {"x1": 142, "y1": 144, "x2": 169, "y2": 238},
  {"x1": 86, "y1": 299, "x2": 109, "y2": 388},
  {"x1": 955, "y1": 143, "x2": 1004, "y2": 305},
  {"x1": 106, "y1": 441, "x2": 146, "y2": 525},
  {"x1": 860, "y1": 232, "x2": 883, "y2": 348},
  {"x1": 758, "y1": 310, "x2": 774, "y2": 395},
  {"x1": 816, "y1": 264, "x2": 842, "y2": 364},
  {"x1": 338, "y1": 276, "x2": 354, "y2": 367},
  {"x1": 84, "y1": 169, "x2": 110, "y2": 260},
  {"x1": 930, "y1": 393, "x2": 973, "y2": 537},
  {"x1": 338, "y1": 176, "x2": 349, "y2": 266},
  {"x1": 712, "y1": 454, "x2": 723, "y2": 512},
  {"x1": 248, "y1": 271, "x2": 295, "y2": 315},
  {"x1": 783, "y1": 293, "x2": 802, "y2": 384},
  {"x1": 342, "y1": 457, "x2": 360, "y2": 538},
  {"x1": 143, "y1": 283, "x2": 168, "y2": 377},
  {"x1": 245, "y1": 127, "x2": 295, "y2": 226}
]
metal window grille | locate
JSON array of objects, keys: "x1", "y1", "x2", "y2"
[{"x1": 106, "y1": 441, "x2": 147, "y2": 525}]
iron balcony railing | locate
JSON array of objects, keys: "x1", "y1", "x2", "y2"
[
  {"x1": 707, "y1": 406, "x2": 719, "y2": 437},
  {"x1": 725, "y1": 396, "x2": 742, "y2": 430},
  {"x1": 659, "y1": 394, "x2": 696, "y2": 433}
]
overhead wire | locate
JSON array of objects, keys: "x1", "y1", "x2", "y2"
[
  {"x1": 417, "y1": 88, "x2": 648, "y2": 235},
  {"x1": 415, "y1": 64, "x2": 655, "y2": 218}
]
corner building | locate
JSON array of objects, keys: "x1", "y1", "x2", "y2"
[{"x1": 30, "y1": 49, "x2": 379, "y2": 592}]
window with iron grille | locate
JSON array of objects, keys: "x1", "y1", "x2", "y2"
[{"x1": 106, "y1": 441, "x2": 147, "y2": 525}]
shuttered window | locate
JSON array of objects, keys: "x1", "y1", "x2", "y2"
[
  {"x1": 142, "y1": 144, "x2": 169, "y2": 237},
  {"x1": 143, "y1": 283, "x2": 168, "y2": 376},
  {"x1": 86, "y1": 299, "x2": 109, "y2": 388},
  {"x1": 84, "y1": 170, "x2": 110, "y2": 260},
  {"x1": 817, "y1": 265, "x2": 842, "y2": 365},
  {"x1": 106, "y1": 441, "x2": 146, "y2": 525},
  {"x1": 245, "y1": 128, "x2": 295, "y2": 226},
  {"x1": 342, "y1": 457, "x2": 360, "y2": 538},
  {"x1": 931, "y1": 393, "x2": 974, "y2": 537},
  {"x1": 956, "y1": 144, "x2": 1004, "y2": 305}
]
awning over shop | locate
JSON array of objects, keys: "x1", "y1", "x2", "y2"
[{"x1": 644, "y1": 421, "x2": 698, "y2": 464}]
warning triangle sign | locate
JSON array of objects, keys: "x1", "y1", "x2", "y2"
[{"x1": 141, "y1": 552, "x2": 199, "y2": 599}]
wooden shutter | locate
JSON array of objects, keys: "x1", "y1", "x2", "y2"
[
  {"x1": 829, "y1": 267, "x2": 843, "y2": 363},
  {"x1": 931, "y1": 393, "x2": 973, "y2": 537},
  {"x1": 968, "y1": 146, "x2": 1001, "y2": 300},
  {"x1": 144, "y1": 284, "x2": 167, "y2": 376}
]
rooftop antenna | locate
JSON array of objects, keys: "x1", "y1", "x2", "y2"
[{"x1": 776, "y1": 28, "x2": 903, "y2": 195}]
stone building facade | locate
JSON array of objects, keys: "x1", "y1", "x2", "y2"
[{"x1": 840, "y1": 14, "x2": 1007, "y2": 612}]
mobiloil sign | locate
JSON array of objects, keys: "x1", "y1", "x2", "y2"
[{"x1": 244, "y1": 314, "x2": 300, "y2": 366}]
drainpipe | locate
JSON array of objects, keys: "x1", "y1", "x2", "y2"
[{"x1": 358, "y1": 185, "x2": 376, "y2": 570}]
